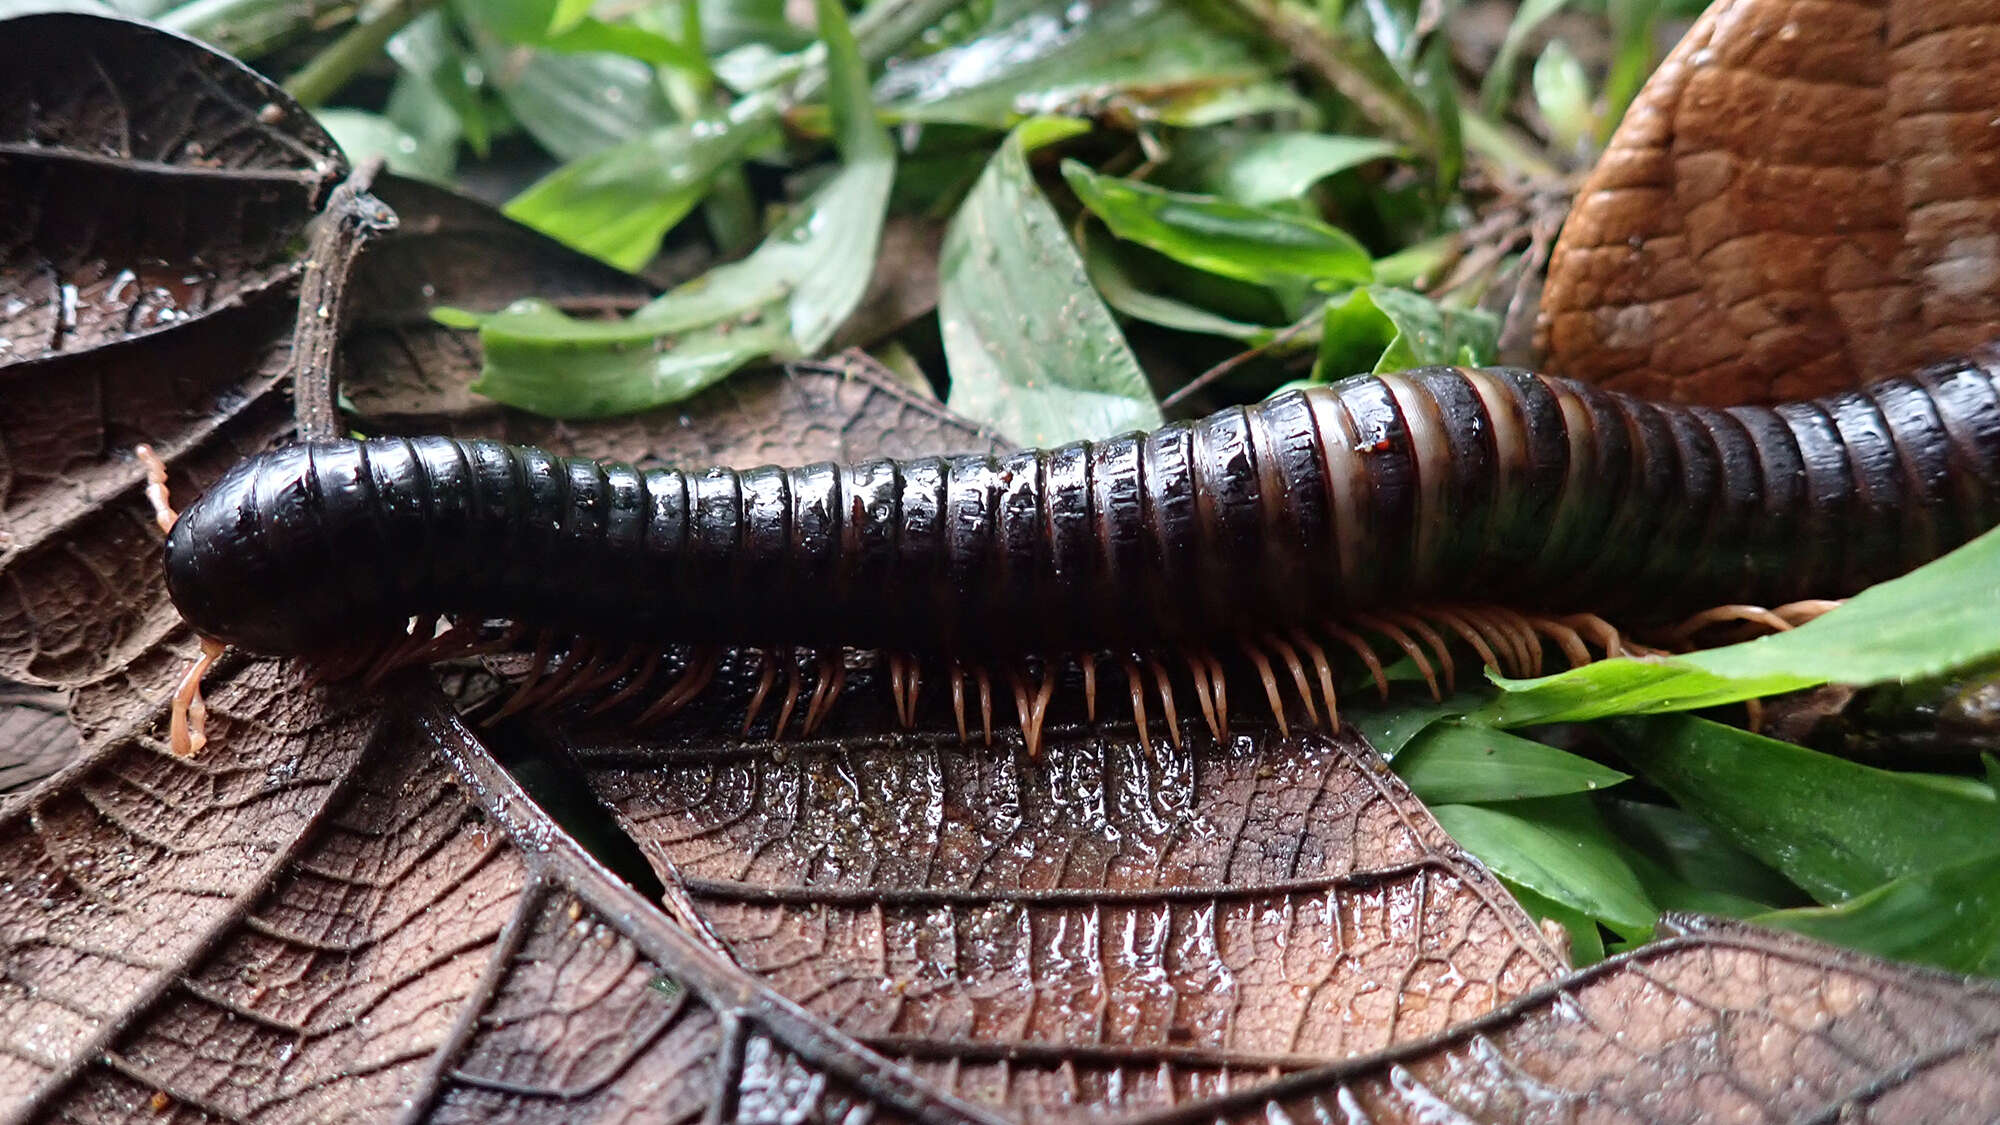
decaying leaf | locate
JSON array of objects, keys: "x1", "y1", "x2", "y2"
[
  {"x1": 1538, "y1": 0, "x2": 2000, "y2": 404},
  {"x1": 0, "y1": 14, "x2": 342, "y2": 369}
]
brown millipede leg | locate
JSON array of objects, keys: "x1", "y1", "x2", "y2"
[
  {"x1": 636, "y1": 646, "x2": 719, "y2": 726},
  {"x1": 949, "y1": 662, "x2": 968, "y2": 743},
  {"x1": 1146, "y1": 655, "x2": 1182, "y2": 747},
  {"x1": 586, "y1": 649, "x2": 661, "y2": 718},
  {"x1": 743, "y1": 650, "x2": 779, "y2": 736},
  {"x1": 1458, "y1": 607, "x2": 1528, "y2": 676},
  {"x1": 1324, "y1": 622, "x2": 1389, "y2": 700},
  {"x1": 1659, "y1": 604, "x2": 1795, "y2": 648},
  {"x1": 1203, "y1": 649, "x2": 1229, "y2": 739},
  {"x1": 1008, "y1": 664, "x2": 1055, "y2": 758},
  {"x1": 974, "y1": 666, "x2": 994, "y2": 746},
  {"x1": 135, "y1": 444, "x2": 178, "y2": 534},
  {"x1": 772, "y1": 648, "x2": 805, "y2": 736},
  {"x1": 1489, "y1": 607, "x2": 1545, "y2": 677},
  {"x1": 493, "y1": 630, "x2": 559, "y2": 719},
  {"x1": 1774, "y1": 599, "x2": 1842, "y2": 626},
  {"x1": 1352, "y1": 614, "x2": 1440, "y2": 701},
  {"x1": 1420, "y1": 607, "x2": 1504, "y2": 677},
  {"x1": 1261, "y1": 632, "x2": 1320, "y2": 727},
  {"x1": 1523, "y1": 614, "x2": 1591, "y2": 669},
  {"x1": 1239, "y1": 638, "x2": 1290, "y2": 737},
  {"x1": 1558, "y1": 614, "x2": 1627, "y2": 660},
  {"x1": 1183, "y1": 649, "x2": 1221, "y2": 741},
  {"x1": 1079, "y1": 653, "x2": 1098, "y2": 722},
  {"x1": 1383, "y1": 611, "x2": 1456, "y2": 694},
  {"x1": 1287, "y1": 628, "x2": 1340, "y2": 729},
  {"x1": 801, "y1": 650, "x2": 846, "y2": 736},
  {"x1": 886, "y1": 653, "x2": 910, "y2": 728},
  {"x1": 1121, "y1": 658, "x2": 1152, "y2": 750},
  {"x1": 168, "y1": 636, "x2": 226, "y2": 757}
]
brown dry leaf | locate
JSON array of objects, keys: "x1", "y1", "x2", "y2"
[
  {"x1": 0, "y1": 14, "x2": 341, "y2": 370},
  {"x1": 1125, "y1": 917, "x2": 2000, "y2": 1123},
  {"x1": 1538, "y1": 0, "x2": 2000, "y2": 403},
  {"x1": 574, "y1": 727, "x2": 1568, "y2": 1120}
]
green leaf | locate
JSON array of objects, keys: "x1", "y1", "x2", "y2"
[
  {"x1": 874, "y1": 0, "x2": 1274, "y2": 128},
  {"x1": 1755, "y1": 850, "x2": 2000, "y2": 978},
  {"x1": 939, "y1": 121, "x2": 1160, "y2": 445},
  {"x1": 1082, "y1": 236, "x2": 1277, "y2": 342},
  {"x1": 818, "y1": 0, "x2": 886, "y2": 162},
  {"x1": 1171, "y1": 131, "x2": 1402, "y2": 206},
  {"x1": 1480, "y1": 524, "x2": 2000, "y2": 727},
  {"x1": 1478, "y1": 0, "x2": 1575, "y2": 111},
  {"x1": 504, "y1": 97, "x2": 781, "y2": 269},
  {"x1": 1311, "y1": 286, "x2": 1498, "y2": 380},
  {"x1": 1604, "y1": 715, "x2": 2000, "y2": 904},
  {"x1": 484, "y1": 48, "x2": 675, "y2": 162},
  {"x1": 1499, "y1": 878, "x2": 1604, "y2": 966},
  {"x1": 1394, "y1": 721, "x2": 1628, "y2": 805},
  {"x1": 314, "y1": 107, "x2": 454, "y2": 184},
  {"x1": 1432, "y1": 796, "x2": 1656, "y2": 939},
  {"x1": 1065, "y1": 161, "x2": 1372, "y2": 292},
  {"x1": 1533, "y1": 38, "x2": 1596, "y2": 154},
  {"x1": 1347, "y1": 698, "x2": 1473, "y2": 758},
  {"x1": 459, "y1": 0, "x2": 892, "y2": 417},
  {"x1": 1601, "y1": 798, "x2": 1807, "y2": 909}
]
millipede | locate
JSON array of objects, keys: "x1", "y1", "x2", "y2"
[{"x1": 151, "y1": 354, "x2": 2000, "y2": 757}]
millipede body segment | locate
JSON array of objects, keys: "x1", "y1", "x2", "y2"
[{"x1": 162, "y1": 359, "x2": 2000, "y2": 748}]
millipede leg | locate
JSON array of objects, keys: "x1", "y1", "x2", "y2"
[
  {"x1": 886, "y1": 653, "x2": 910, "y2": 728},
  {"x1": 1261, "y1": 631, "x2": 1320, "y2": 727},
  {"x1": 1238, "y1": 637, "x2": 1290, "y2": 736},
  {"x1": 1774, "y1": 599, "x2": 1842, "y2": 626},
  {"x1": 743, "y1": 650, "x2": 779, "y2": 736},
  {"x1": 635, "y1": 646, "x2": 719, "y2": 726},
  {"x1": 1559, "y1": 613, "x2": 1632, "y2": 659},
  {"x1": 1492, "y1": 607, "x2": 1545, "y2": 677},
  {"x1": 530, "y1": 636, "x2": 602, "y2": 712},
  {"x1": 1203, "y1": 648, "x2": 1229, "y2": 739},
  {"x1": 574, "y1": 641, "x2": 644, "y2": 697},
  {"x1": 949, "y1": 662, "x2": 968, "y2": 743},
  {"x1": 801, "y1": 650, "x2": 846, "y2": 737},
  {"x1": 168, "y1": 637, "x2": 226, "y2": 757},
  {"x1": 1523, "y1": 615, "x2": 1591, "y2": 669},
  {"x1": 973, "y1": 666, "x2": 994, "y2": 746},
  {"x1": 1454, "y1": 606, "x2": 1524, "y2": 676},
  {"x1": 1420, "y1": 607, "x2": 1504, "y2": 677},
  {"x1": 1287, "y1": 628, "x2": 1340, "y2": 729},
  {"x1": 1007, "y1": 664, "x2": 1054, "y2": 758},
  {"x1": 585, "y1": 649, "x2": 662, "y2": 718},
  {"x1": 1323, "y1": 622, "x2": 1390, "y2": 701},
  {"x1": 1146, "y1": 655, "x2": 1182, "y2": 748},
  {"x1": 1080, "y1": 652, "x2": 1098, "y2": 723},
  {"x1": 1183, "y1": 648, "x2": 1222, "y2": 742},
  {"x1": 135, "y1": 444, "x2": 178, "y2": 534},
  {"x1": 1382, "y1": 610, "x2": 1456, "y2": 694},
  {"x1": 1121, "y1": 657, "x2": 1151, "y2": 750},
  {"x1": 1352, "y1": 614, "x2": 1440, "y2": 701},
  {"x1": 772, "y1": 648, "x2": 805, "y2": 737},
  {"x1": 493, "y1": 629, "x2": 559, "y2": 719}
]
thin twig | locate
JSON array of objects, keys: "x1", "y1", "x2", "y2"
[
  {"x1": 1160, "y1": 315, "x2": 1320, "y2": 413},
  {"x1": 291, "y1": 159, "x2": 397, "y2": 442}
]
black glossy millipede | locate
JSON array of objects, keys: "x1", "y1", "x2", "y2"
[{"x1": 150, "y1": 354, "x2": 2000, "y2": 757}]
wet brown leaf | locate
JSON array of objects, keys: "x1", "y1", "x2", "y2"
[
  {"x1": 1126, "y1": 917, "x2": 2000, "y2": 1123},
  {"x1": 575, "y1": 728, "x2": 1569, "y2": 1120},
  {"x1": 1538, "y1": 0, "x2": 2000, "y2": 403},
  {"x1": 0, "y1": 14, "x2": 341, "y2": 369}
]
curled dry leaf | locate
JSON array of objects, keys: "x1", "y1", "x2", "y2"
[
  {"x1": 1538, "y1": 0, "x2": 2000, "y2": 404},
  {"x1": 0, "y1": 14, "x2": 342, "y2": 370}
]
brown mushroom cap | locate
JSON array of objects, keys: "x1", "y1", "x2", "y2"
[{"x1": 1537, "y1": 0, "x2": 2000, "y2": 404}]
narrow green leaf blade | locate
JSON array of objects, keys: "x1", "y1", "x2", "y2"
[
  {"x1": 1065, "y1": 161, "x2": 1372, "y2": 290},
  {"x1": 1479, "y1": 524, "x2": 2000, "y2": 726},
  {"x1": 940, "y1": 121, "x2": 1160, "y2": 445},
  {"x1": 1172, "y1": 131, "x2": 1402, "y2": 205},
  {"x1": 1394, "y1": 721, "x2": 1629, "y2": 805},
  {"x1": 1604, "y1": 715, "x2": 2000, "y2": 904},
  {"x1": 1755, "y1": 851, "x2": 2000, "y2": 978}
]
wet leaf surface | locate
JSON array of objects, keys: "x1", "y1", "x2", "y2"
[
  {"x1": 0, "y1": 13, "x2": 342, "y2": 369},
  {"x1": 6, "y1": 14, "x2": 2000, "y2": 1122}
]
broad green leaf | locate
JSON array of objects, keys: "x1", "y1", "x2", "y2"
[
  {"x1": 1603, "y1": 715, "x2": 2000, "y2": 904},
  {"x1": 1756, "y1": 850, "x2": 2000, "y2": 978},
  {"x1": 1347, "y1": 698, "x2": 1472, "y2": 758},
  {"x1": 1065, "y1": 161, "x2": 1373, "y2": 291},
  {"x1": 1479, "y1": 524, "x2": 2000, "y2": 727},
  {"x1": 388, "y1": 11, "x2": 495, "y2": 155},
  {"x1": 1618, "y1": 844, "x2": 1778, "y2": 921},
  {"x1": 874, "y1": 0, "x2": 1273, "y2": 128},
  {"x1": 940, "y1": 121, "x2": 1160, "y2": 445},
  {"x1": 483, "y1": 48, "x2": 674, "y2": 162},
  {"x1": 1432, "y1": 797, "x2": 1656, "y2": 939},
  {"x1": 1600, "y1": 798, "x2": 1806, "y2": 909},
  {"x1": 1311, "y1": 286, "x2": 1498, "y2": 380},
  {"x1": 315, "y1": 108, "x2": 454, "y2": 184},
  {"x1": 1171, "y1": 131, "x2": 1402, "y2": 205},
  {"x1": 504, "y1": 97, "x2": 781, "y2": 269},
  {"x1": 1083, "y1": 236, "x2": 1277, "y2": 342},
  {"x1": 1394, "y1": 720, "x2": 1628, "y2": 805}
]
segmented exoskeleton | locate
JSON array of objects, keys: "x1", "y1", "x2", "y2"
[{"x1": 161, "y1": 356, "x2": 2000, "y2": 754}]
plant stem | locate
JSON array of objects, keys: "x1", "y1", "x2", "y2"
[
  {"x1": 1223, "y1": 0, "x2": 1437, "y2": 159},
  {"x1": 284, "y1": 0, "x2": 439, "y2": 108}
]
